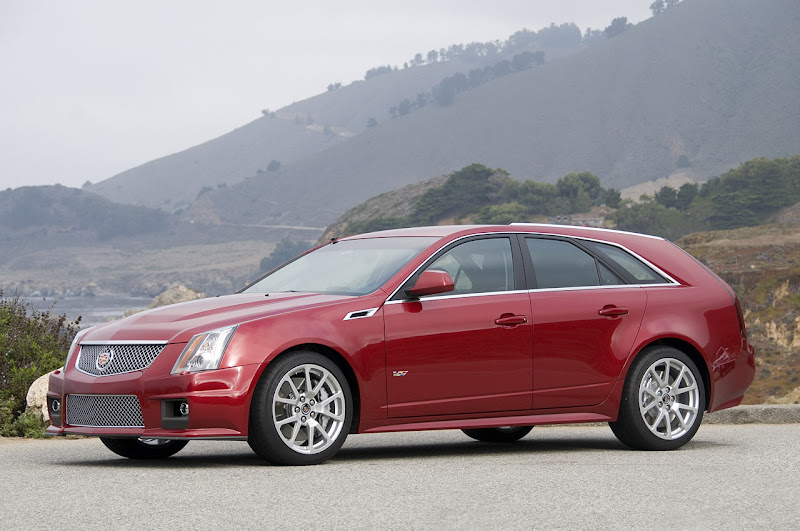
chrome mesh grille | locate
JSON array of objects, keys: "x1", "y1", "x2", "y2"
[
  {"x1": 77, "y1": 344, "x2": 164, "y2": 376},
  {"x1": 66, "y1": 394, "x2": 144, "y2": 428}
]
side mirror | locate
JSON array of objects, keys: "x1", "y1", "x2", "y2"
[{"x1": 406, "y1": 270, "x2": 454, "y2": 298}]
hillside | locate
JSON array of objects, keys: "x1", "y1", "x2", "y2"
[
  {"x1": 87, "y1": 25, "x2": 585, "y2": 212},
  {"x1": 90, "y1": 0, "x2": 800, "y2": 229},
  {"x1": 0, "y1": 186, "x2": 320, "y2": 297},
  {"x1": 678, "y1": 219, "x2": 800, "y2": 404}
]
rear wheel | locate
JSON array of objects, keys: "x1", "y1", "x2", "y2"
[
  {"x1": 610, "y1": 346, "x2": 705, "y2": 450},
  {"x1": 462, "y1": 426, "x2": 533, "y2": 443},
  {"x1": 99, "y1": 437, "x2": 188, "y2": 459},
  {"x1": 248, "y1": 351, "x2": 352, "y2": 465}
]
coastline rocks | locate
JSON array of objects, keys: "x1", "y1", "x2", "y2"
[{"x1": 120, "y1": 284, "x2": 206, "y2": 319}]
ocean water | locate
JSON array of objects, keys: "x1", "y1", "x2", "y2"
[{"x1": 20, "y1": 295, "x2": 152, "y2": 329}]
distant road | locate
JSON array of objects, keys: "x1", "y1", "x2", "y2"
[
  {"x1": 214, "y1": 222, "x2": 326, "y2": 232},
  {"x1": 1, "y1": 424, "x2": 798, "y2": 529}
]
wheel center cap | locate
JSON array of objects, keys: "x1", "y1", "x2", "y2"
[{"x1": 301, "y1": 404, "x2": 311, "y2": 415}]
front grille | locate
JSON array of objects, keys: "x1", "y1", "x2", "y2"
[
  {"x1": 76, "y1": 343, "x2": 165, "y2": 376},
  {"x1": 66, "y1": 394, "x2": 144, "y2": 428}
]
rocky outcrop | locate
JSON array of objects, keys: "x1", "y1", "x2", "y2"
[
  {"x1": 120, "y1": 284, "x2": 206, "y2": 318},
  {"x1": 26, "y1": 371, "x2": 56, "y2": 422}
]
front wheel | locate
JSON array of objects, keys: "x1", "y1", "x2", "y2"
[
  {"x1": 99, "y1": 437, "x2": 188, "y2": 459},
  {"x1": 610, "y1": 347, "x2": 705, "y2": 451},
  {"x1": 248, "y1": 351, "x2": 353, "y2": 465},
  {"x1": 462, "y1": 426, "x2": 533, "y2": 443}
]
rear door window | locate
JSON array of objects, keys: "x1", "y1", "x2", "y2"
[{"x1": 525, "y1": 238, "x2": 624, "y2": 289}]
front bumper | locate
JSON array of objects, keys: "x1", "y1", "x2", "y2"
[{"x1": 46, "y1": 347, "x2": 261, "y2": 439}]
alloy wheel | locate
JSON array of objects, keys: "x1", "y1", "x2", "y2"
[
  {"x1": 271, "y1": 363, "x2": 347, "y2": 455},
  {"x1": 638, "y1": 357, "x2": 700, "y2": 440}
]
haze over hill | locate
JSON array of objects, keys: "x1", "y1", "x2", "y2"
[{"x1": 88, "y1": 0, "x2": 800, "y2": 228}]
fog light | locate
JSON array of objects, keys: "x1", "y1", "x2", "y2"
[
  {"x1": 179, "y1": 402, "x2": 189, "y2": 416},
  {"x1": 51, "y1": 399, "x2": 61, "y2": 413}
]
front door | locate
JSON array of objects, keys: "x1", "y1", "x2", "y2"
[{"x1": 384, "y1": 236, "x2": 533, "y2": 418}]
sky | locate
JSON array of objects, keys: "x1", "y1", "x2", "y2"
[{"x1": 0, "y1": 0, "x2": 652, "y2": 191}]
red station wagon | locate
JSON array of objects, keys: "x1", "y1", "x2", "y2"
[{"x1": 47, "y1": 224, "x2": 755, "y2": 465}]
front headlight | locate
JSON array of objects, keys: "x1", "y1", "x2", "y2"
[
  {"x1": 171, "y1": 325, "x2": 237, "y2": 374},
  {"x1": 65, "y1": 327, "x2": 93, "y2": 369}
]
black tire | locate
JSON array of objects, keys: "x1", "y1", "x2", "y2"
[
  {"x1": 99, "y1": 437, "x2": 188, "y2": 459},
  {"x1": 610, "y1": 346, "x2": 706, "y2": 451},
  {"x1": 248, "y1": 351, "x2": 353, "y2": 465},
  {"x1": 462, "y1": 426, "x2": 533, "y2": 443}
]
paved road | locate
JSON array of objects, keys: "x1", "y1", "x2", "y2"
[{"x1": 1, "y1": 424, "x2": 798, "y2": 530}]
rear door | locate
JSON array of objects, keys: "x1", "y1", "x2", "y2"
[{"x1": 523, "y1": 237, "x2": 647, "y2": 409}]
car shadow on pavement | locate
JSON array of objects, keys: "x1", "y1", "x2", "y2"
[
  {"x1": 49, "y1": 431, "x2": 728, "y2": 468},
  {"x1": 332, "y1": 432, "x2": 729, "y2": 463}
]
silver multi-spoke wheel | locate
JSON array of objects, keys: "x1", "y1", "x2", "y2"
[
  {"x1": 638, "y1": 358, "x2": 700, "y2": 440},
  {"x1": 610, "y1": 347, "x2": 706, "y2": 451},
  {"x1": 272, "y1": 363, "x2": 346, "y2": 455}
]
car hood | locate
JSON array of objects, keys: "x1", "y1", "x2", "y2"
[{"x1": 81, "y1": 292, "x2": 363, "y2": 344}]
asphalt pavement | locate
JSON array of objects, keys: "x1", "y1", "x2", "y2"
[{"x1": 1, "y1": 421, "x2": 798, "y2": 530}]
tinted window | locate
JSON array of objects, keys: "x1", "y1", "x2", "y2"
[
  {"x1": 526, "y1": 238, "x2": 622, "y2": 289},
  {"x1": 424, "y1": 238, "x2": 514, "y2": 295},
  {"x1": 245, "y1": 237, "x2": 437, "y2": 295},
  {"x1": 581, "y1": 240, "x2": 666, "y2": 284}
]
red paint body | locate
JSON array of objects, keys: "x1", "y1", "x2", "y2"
[{"x1": 47, "y1": 225, "x2": 755, "y2": 441}]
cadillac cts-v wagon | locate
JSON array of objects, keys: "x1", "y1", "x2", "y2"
[{"x1": 47, "y1": 224, "x2": 755, "y2": 465}]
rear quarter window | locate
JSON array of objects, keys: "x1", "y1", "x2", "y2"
[{"x1": 581, "y1": 240, "x2": 667, "y2": 284}]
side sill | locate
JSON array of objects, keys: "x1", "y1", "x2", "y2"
[{"x1": 359, "y1": 412, "x2": 614, "y2": 434}]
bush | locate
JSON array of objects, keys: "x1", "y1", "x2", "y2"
[{"x1": 0, "y1": 292, "x2": 79, "y2": 437}]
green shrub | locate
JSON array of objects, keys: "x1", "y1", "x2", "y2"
[{"x1": 0, "y1": 292, "x2": 79, "y2": 437}]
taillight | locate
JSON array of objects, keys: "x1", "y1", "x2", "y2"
[{"x1": 735, "y1": 297, "x2": 747, "y2": 338}]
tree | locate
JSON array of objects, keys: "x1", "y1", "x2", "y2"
[
  {"x1": 677, "y1": 154, "x2": 691, "y2": 168},
  {"x1": 267, "y1": 160, "x2": 281, "y2": 172},
  {"x1": 604, "y1": 17, "x2": 633, "y2": 38},
  {"x1": 654, "y1": 186, "x2": 679, "y2": 209},
  {"x1": 397, "y1": 98, "x2": 412, "y2": 116},
  {"x1": 556, "y1": 172, "x2": 603, "y2": 212},
  {"x1": 676, "y1": 183, "x2": 699, "y2": 210},
  {"x1": 326, "y1": 82, "x2": 342, "y2": 92},
  {"x1": 650, "y1": 0, "x2": 665, "y2": 15},
  {"x1": 492, "y1": 60, "x2": 512, "y2": 78},
  {"x1": 511, "y1": 51, "x2": 545, "y2": 71},
  {"x1": 433, "y1": 73, "x2": 468, "y2": 106},
  {"x1": 427, "y1": 50, "x2": 438, "y2": 63},
  {"x1": 366, "y1": 117, "x2": 378, "y2": 128}
]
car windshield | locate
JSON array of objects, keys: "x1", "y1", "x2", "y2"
[{"x1": 244, "y1": 236, "x2": 438, "y2": 296}]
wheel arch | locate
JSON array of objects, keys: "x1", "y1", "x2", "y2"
[
  {"x1": 264, "y1": 343, "x2": 362, "y2": 434},
  {"x1": 628, "y1": 338, "x2": 711, "y2": 411}
]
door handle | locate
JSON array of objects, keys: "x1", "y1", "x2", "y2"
[
  {"x1": 598, "y1": 306, "x2": 629, "y2": 317},
  {"x1": 495, "y1": 315, "x2": 528, "y2": 326}
]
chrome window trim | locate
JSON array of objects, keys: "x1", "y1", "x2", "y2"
[
  {"x1": 384, "y1": 231, "x2": 522, "y2": 303},
  {"x1": 527, "y1": 283, "x2": 679, "y2": 294},
  {"x1": 343, "y1": 307, "x2": 380, "y2": 320},
  {"x1": 384, "y1": 230, "x2": 679, "y2": 304},
  {"x1": 567, "y1": 235, "x2": 680, "y2": 285},
  {"x1": 385, "y1": 289, "x2": 530, "y2": 305},
  {"x1": 509, "y1": 223, "x2": 667, "y2": 241}
]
